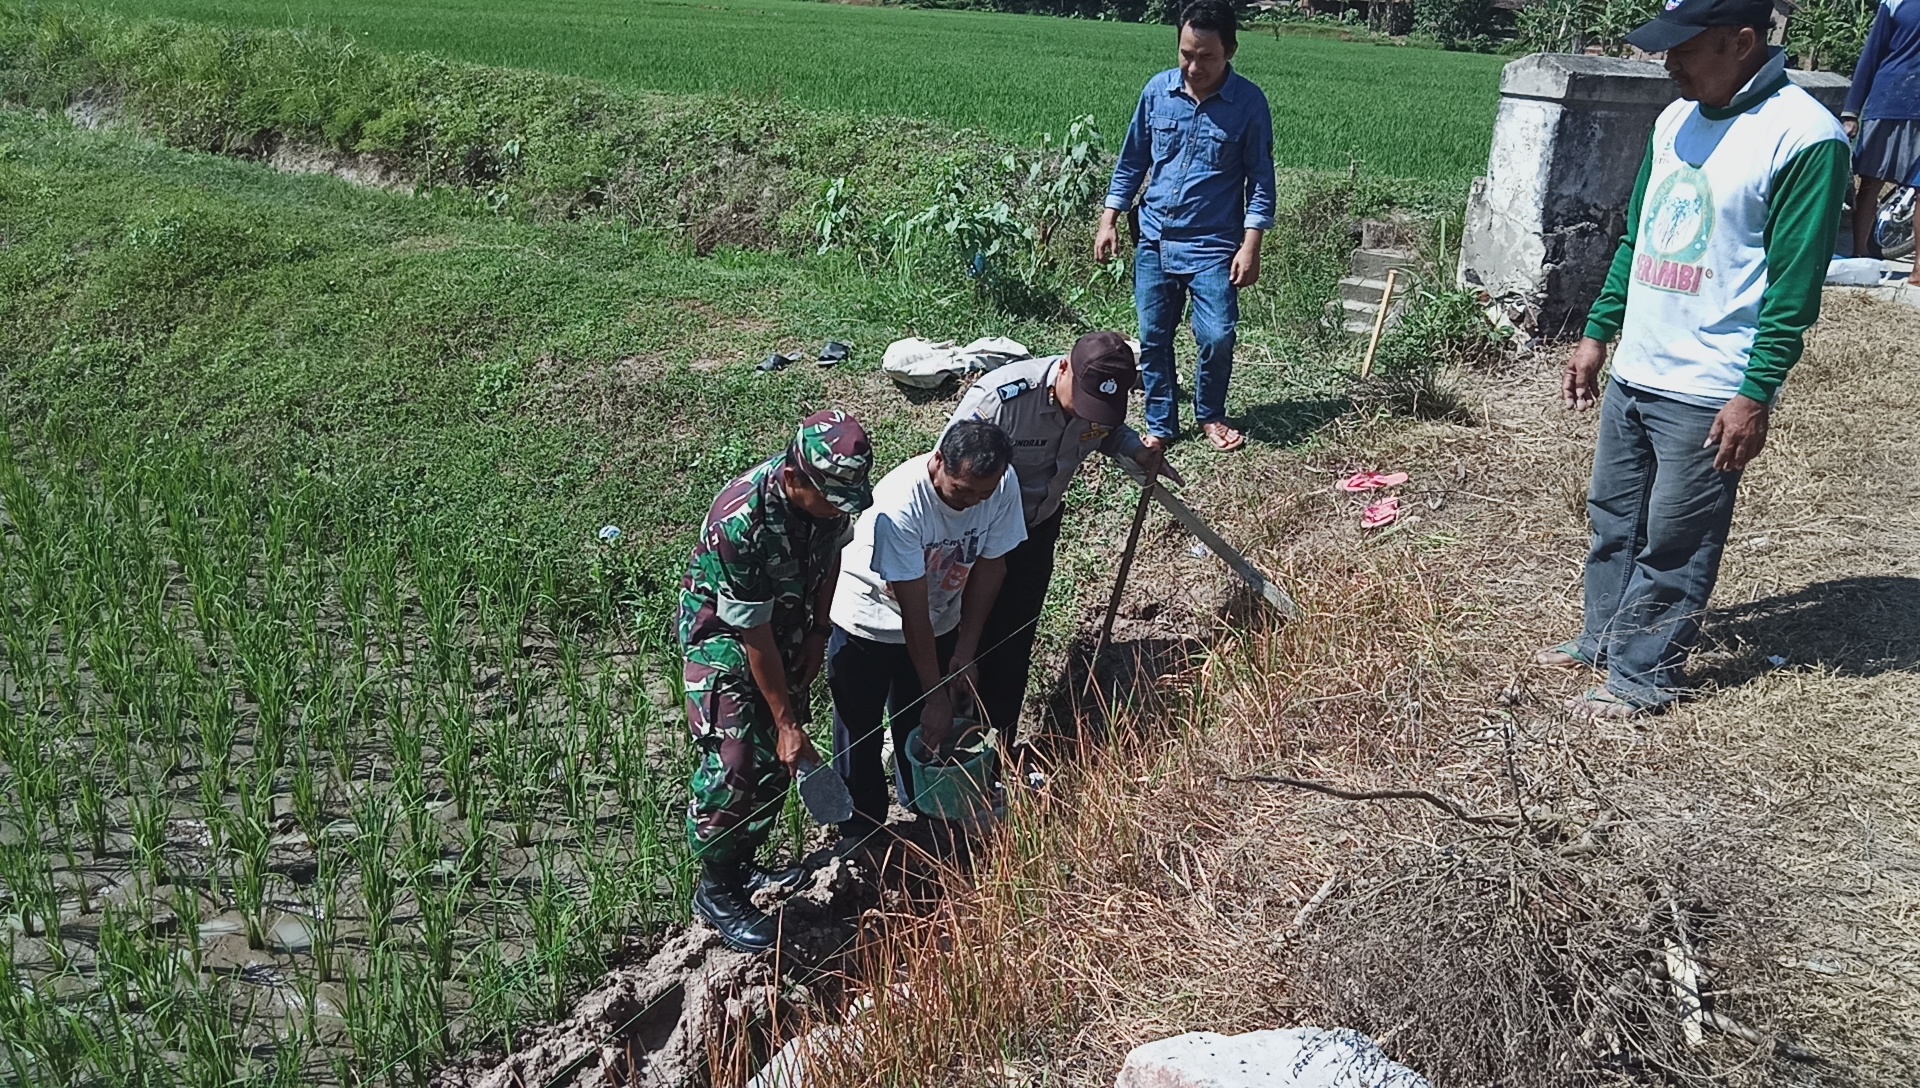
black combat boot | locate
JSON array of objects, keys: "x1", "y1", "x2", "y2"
[
  {"x1": 746, "y1": 864, "x2": 808, "y2": 898},
  {"x1": 693, "y1": 862, "x2": 778, "y2": 953}
]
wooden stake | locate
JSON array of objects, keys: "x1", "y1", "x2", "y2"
[{"x1": 1359, "y1": 267, "x2": 1399, "y2": 379}]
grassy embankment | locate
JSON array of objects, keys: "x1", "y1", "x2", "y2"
[
  {"x1": 57, "y1": 0, "x2": 1505, "y2": 186},
  {"x1": 0, "y1": 7, "x2": 1491, "y2": 1084}
]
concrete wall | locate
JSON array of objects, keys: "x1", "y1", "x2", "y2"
[{"x1": 1459, "y1": 54, "x2": 1849, "y2": 338}]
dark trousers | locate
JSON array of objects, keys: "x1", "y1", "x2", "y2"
[
  {"x1": 1575, "y1": 382, "x2": 1742, "y2": 708},
  {"x1": 827, "y1": 627, "x2": 957, "y2": 823},
  {"x1": 975, "y1": 508, "x2": 1063, "y2": 746}
]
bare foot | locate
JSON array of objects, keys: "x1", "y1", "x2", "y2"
[
  {"x1": 1532, "y1": 641, "x2": 1594, "y2": 669},
  {"x1": 1566, "y1": 687, "x2": 1646, "y2": 720}
]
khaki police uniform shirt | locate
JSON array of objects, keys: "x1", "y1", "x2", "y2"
[{"x1": 948, "y1": 356, "x2": 1145, "y2": 527}]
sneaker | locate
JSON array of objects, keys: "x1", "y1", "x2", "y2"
[{"x1": 834, "y1": 816, "x2": 893, "y2": 853}]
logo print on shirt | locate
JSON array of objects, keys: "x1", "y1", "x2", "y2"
[
  {"x1": 1635, "y1": 164, "x2": 1714, "y2": 295},
  {"x1": 926, "y1": 531, "x2": 985, "y2": 593}
]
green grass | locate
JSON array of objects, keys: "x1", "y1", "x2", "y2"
[
  {"x1": 59, "y1": 0, "x2": 1504, "y2": 182},
  {"x1": 0, "y1": 107, "x2": 980, "y2": 589},
  {"x1": 0, "y1": 92, "x2": 1360, "y2": 582}
]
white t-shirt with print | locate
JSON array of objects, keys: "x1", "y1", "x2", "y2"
[{"x1": 829, "y1": 453, "x2": 1027, "y2": 644}]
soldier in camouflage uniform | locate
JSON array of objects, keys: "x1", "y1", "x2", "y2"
[{"x1": 679, "y1": 409, "x2": 875, "y2": 953}]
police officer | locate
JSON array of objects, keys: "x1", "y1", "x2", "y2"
[{"x1": 945, "y1": 330, "x2": 1179, "y2": 749}]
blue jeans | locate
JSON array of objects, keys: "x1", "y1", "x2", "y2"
[
  {"x1": 1575, "y1": 382, "x2": 1742, "y2": 708},
  {"x1": 1135, "y1": 242, "x2": 1238, "y2": 440}
]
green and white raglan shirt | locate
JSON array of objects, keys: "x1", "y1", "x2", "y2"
[{"x1": 1584, "y1": 50, "x2": 1851, "y2": 408}]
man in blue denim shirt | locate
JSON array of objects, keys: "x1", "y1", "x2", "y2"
[{"x1": 1096, "y1": 0, "x2": 1277, "y2": 453}]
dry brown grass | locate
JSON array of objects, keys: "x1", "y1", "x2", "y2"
[{"x1": 762, "y1": 293, "x2": 1920, "y2": 1088}]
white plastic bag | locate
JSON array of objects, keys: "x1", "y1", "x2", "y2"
[
  {"x1": 881, "y1": 337, "x2": 1030, "y2": 390},
  {"x1": 1826, "y1": 256, "x2": 1886, "y2": 286}
]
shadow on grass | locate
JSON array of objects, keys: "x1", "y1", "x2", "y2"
[
  {"x1": 1029, "y1": 634, "x2": 1207, "y2": 759},
  {"x1": 1238, "y1": 395, "x2": 1349, "y2": 447},
  {"x1": 1027, "y1": 583, "x2": 1280, "y2": 758},
  {"x1": 1697, "y1": 575, "x2": 1920, "y2": 687}
]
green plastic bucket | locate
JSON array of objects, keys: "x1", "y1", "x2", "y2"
[{"x1": 903, "y1": 725, "x2": 1000, "y2": 824}]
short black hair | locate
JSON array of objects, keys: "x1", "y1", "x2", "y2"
[
  {"x1": 938, "y1": 420, "x2": 1013, "y2": 480},
  {"x1": 1179, "y1": 0, "x2": 1238, "y2": 51}
]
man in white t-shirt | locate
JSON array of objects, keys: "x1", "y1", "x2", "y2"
[{"x1": 827, "y1": 420, "x2": 1027, "y2": 836}]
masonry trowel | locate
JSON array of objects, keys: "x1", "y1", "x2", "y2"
[{"x1": 792, "y1": 704, "x2": 854, "y2": 825}]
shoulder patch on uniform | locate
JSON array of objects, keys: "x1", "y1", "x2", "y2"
[{"x1": 996, "y1": 378, "x2": 1035, "y2": 402}]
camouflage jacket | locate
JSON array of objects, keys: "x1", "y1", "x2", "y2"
[{"x1": 678, "y1": 454, "x2": 850, "y2": 685}]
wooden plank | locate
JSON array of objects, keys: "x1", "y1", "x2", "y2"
[{"x1": 1116, "y1": 461, "x2": 1300, "y2": 619}]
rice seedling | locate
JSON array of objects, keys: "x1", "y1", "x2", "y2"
[
  {"x1": 0, "y1": 425, "x2": 690, "y2": 1083},
  {"x1": 177, "y1": 984, "x2": 248, "y2": 1088},
  {"x1": 312, "y1": 839, "x2": 345, "y2": 985},
  {"x1": 0, "y1": 970, "x2": 89, "y2": 1087},
  {"x1": 127, "y1": 785, "x2": 172, "y2": 897},
  {"x1": 227, "y1": 772, "x2": 275, "y2": 951},
  {"x1": 436, "y1": 688, "x2": 477, "y2": 823},
  {"x1": 290, "y1": 743, "x2": 326, "y2": 843},
  {"x1": 76, "y1": 767, "x2": 110, "y2": 859},
  {"x1": 167, "y1": 881, "x2": 207, "y2": 977},
  {"x1": 351, "y1": 789, "x2": 401, "y2": 947},
  {"x1": 0, "y1": 841, "x2": 48, "y2": 940},
  {"x1": 72, "y1": 1001, "x2": 148, "y2": 1087},
  {"x1": 414, "y1": 873, "x2": 465, "y2": 987},
  {"x1": 388, "y1": 688, "x2": 429, "y2": 812},
  {"x1": 526, "y1": 864, "x2": 586, "y2": 1021},
  {"x1": 45, "y1": 775, "x2": 91, "y2": 920}
]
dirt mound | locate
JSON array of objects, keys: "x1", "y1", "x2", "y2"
[{"x1": 438, "y1": 856, "x2": 880, "y2": 1088}]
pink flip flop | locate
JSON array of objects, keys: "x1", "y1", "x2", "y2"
[
  {"x1": 1361, "y1": 497, "x2": 1401, "y2": 529},
  {"x1": 1337, "y1": 471, "x2": 1409, "y2": 493}
]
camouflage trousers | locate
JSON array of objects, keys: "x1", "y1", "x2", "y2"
[{"x1": 683, "y1": 661, "x2": 788, "y2": 869}]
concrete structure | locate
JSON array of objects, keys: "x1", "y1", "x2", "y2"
[
  {"x1": 1337, "y1": 247, "x2": 1416, "y2": 335},
  {"x1": 1459, "y1": 53, "x2": 1849, "y2": 338}
]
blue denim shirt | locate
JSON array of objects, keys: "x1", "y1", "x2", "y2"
[{"x1": 1104, "y1": 67, "x2": 1278, "y2": 275}]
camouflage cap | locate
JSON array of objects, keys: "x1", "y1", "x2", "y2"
[{"x1": 790, "y1": 409, "x2": 875, "y2": 515}]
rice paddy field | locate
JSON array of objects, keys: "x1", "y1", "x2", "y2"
[
  {"x1": 0, "y1": 426, "x2": 704, "y2": 1086},
  {"x1": 60, "y1": 0, "x2": 1505, "y2": 183}
]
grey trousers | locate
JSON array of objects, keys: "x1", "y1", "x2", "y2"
[{"x1": 1574, "y1": 382, "x2": 1743, "y2": 708}]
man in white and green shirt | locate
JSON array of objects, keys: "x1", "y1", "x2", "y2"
[{"x1": 1543, "y1": 0, "x2": 1850, "y2": 716}]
